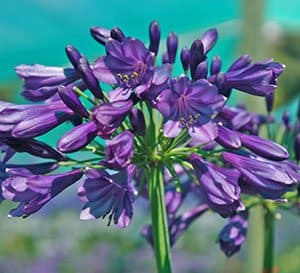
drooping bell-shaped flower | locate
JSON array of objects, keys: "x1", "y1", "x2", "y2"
[
  {"x1": 190, "y1": 154, "x2": 244, "y2": 218},
  {"x1": 78, "y1": 165, "x2": 136, "y2": 228},
  {"x1": 217, "y1": 211, "x2": 248, "y2": 257},
  {"x1": 157, "y1": 76, "x2": 225, "y2": 145},
  {"x1": 2, "y1": 168, "x2": 83, "y2": 217},
  {"x1": 213, "y1": 59, "x2": 285, "y2": 97},
  {"x1": 101, "y1": 130, "x2": 134, "y2": 169},
  {"x1": 222, "y1": 152, "x2": 299, "y2": 199}
]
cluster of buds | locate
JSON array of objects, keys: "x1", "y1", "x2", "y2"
[{"x1": 0, "y1": 20, "x2": 299, "y2": 258}]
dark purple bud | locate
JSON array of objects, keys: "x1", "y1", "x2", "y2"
[
  {"x1": 70, "y1": 114, "x2": 83, "y2": 126},
  {"x1": 111, "y1": 27, "x2": 126, "y2": 42},
  {"x1": 189, "y1": 39, "x2": 204, "y2": 79},
  {"x1": 92, "y1": 100, "x2": 133, "y2": 139},
  {"x1": 180, "y1": 47, "x2": 190, "y2": 72},
  {"x1": 90, "y1": 26, "x2": 111, "y2": 45},
  {"x1": 167, "y1": 32, "x2": 178, "y2": 64},
  {"x1": 129, "y1": 108, "x2": 146, "y2": 135},
  {"x1": 3, "y1": 169, "x2": 83, "y2": 217},
  {"x1": 65, "y1": 45, "x2": 82, "y2": 70},
  {"x1": 216, "y1": 125, "x2": 241, "y2": 149},
  {"x1": 78, "y1": 165, "x2": 136, "y2": 228},
  {"x1": 237, "y1": 132, "x2": 289, "y2": 161},
  {"x1": 58, "y1": 85, "x2": 89, "y2": 118},
  {"x1": 265, "y1": 91, "x2": 274, "y2": 113},
  {"x1": 78, "y1": 57, "x2": 103, "y2": 99},
  {"x1": 218, "y1": 211, "x2": 248, "y2": 257},
  {"x1": 282, "y1": 111, "x2": 291, "y2": 130},
  {"x1": 149, "y1": 20, "x2": 160, "y2": 56},
  {"x1": 294, "y1": 133, "x2": 300, "y2": 162},
  {"x1": 194, "y1": 60, "x2": 208, "y2": 80},
  {"x1": 5, "y1": 138, "x2": 65, "y2": 161},
  {"x1": 222, "y1": 152, "x2": 299, "y2": 199},
  {"x1": 189, "y1": 154, "x2": 243, "y2": 218},
  {"x1": 228, "y1": 54, "x2": 252, "y2": 72},
  {"x1": 57, "y1": 121, "x2": 98, "y2": 153},
  {"x1": 162, "y1": 52, "x2": 169, "y2": 64},
  {"x1": 210, "y1": 56, "x2": 222, "y2": 75},
  {"x1": 201, "y1": 28, "x2": 218, "y2": 53},
  {"x1": 101, "y1": 130, "x2": 134, "y2": 169}
]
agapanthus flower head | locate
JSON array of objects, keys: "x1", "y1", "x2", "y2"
[
  {"x1": 78, "y1": 165, "x2": 136, "y2": 228},
  {"x1": 157, "y1": 76, "x2": 225, "y2": 145},
  {"x1": 0, "y1": 19, "x2": 296, "y2": 266},
  {"x1": 217, "y1": 211, "x2": 248, "y2": 257}
]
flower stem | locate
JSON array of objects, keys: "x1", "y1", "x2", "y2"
[
  {"x1": 263, "y1": 208, "x2": 275, "y2": 273},
  {"x1": 147, "y1": 165, "x2": 173, "y2": 273}
]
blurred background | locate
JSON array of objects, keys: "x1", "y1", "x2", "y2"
[{"x1": 0, "y1": 0, "x2": 300, "y2": 272}]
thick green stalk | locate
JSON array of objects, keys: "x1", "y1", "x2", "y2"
[
  {"x1": 147, "y1": 166, "x2": 173, "y2": 273},
  {"x1": 263, "y1": 209, "x2": 275, "y2": 273}
]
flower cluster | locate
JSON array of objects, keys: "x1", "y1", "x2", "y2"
[{"x1": 0, "y1": 20, "x2": 299, "y2": 258}]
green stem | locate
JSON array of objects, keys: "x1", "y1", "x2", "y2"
[
  {"x1": 263, "y1": 209, "x2": 275, "y2": 273},
  {"x1": 146, "y1": 166, "x2": 173, "y2": 273}
]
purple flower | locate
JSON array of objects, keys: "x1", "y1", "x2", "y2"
[
  {"x1": 212, "y1": 59, "x2": 285, "y2": 96},
  {"x1": 149, "y1": 21, "x2": 161, "y2": 56},
  {"x1": 57, "y1": 121, "x2": 98, "y2": 153},
  {"x1": 166, "y1": 32, "x2": 178, "y2": 64},
  {"x1": 93, "y1": 38, "x2": 154, "y2": 93},
  {"x1": 58, "y1": 84, "x2": 89, "y2": 118},
  {"x1": 210, "y1": 56, "x2": 222, "y2": 75},
  {"x1": 92, "y1": 99, "x2": 133, "y2": 138},
  {"x1": 222, "y1": 152, "x2": 299, "y2": 199},
  {"x1": 236, "y1": 132, "x2": 289, "y2": 161},
  {"x1": 217, "y1": 211, "x2": 248, "y2": 257},
  {"x1": 4, "y1": 137, "x2": 65, "y2": 161},
  {"x1": 2, "y1": 168, "x2": 83, "y2": 217},
  {"x1": 0, "y1": 100, "x2": 74, "y2": 138},
  {"x1": 157, "y1": 76, "x2": 224, "y2": 145},
  {"x1": 101, "y1": 131, "x2": 134, "y2": 169},
  {"x1": 78, "y1": 165, "x2": 136, "y2": 228},
  {"x1": 180, "y1": 47, "x2": 190, "y2": 72},
  {"x1": 190, "y1": 154, "x2": 244, "y2": 218},
  {"x1": 216, "y1": 124, "x2": 241, "y2": 149},
  {"x1": 90, "y1": 26, "x2": 111, "y2": 45},
  {"x1": 15, "y1": 64, "x2": 79, "y2": 101},
  {"x1": 129, "y1": 108, "x2": 146, "y2": 135}
]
